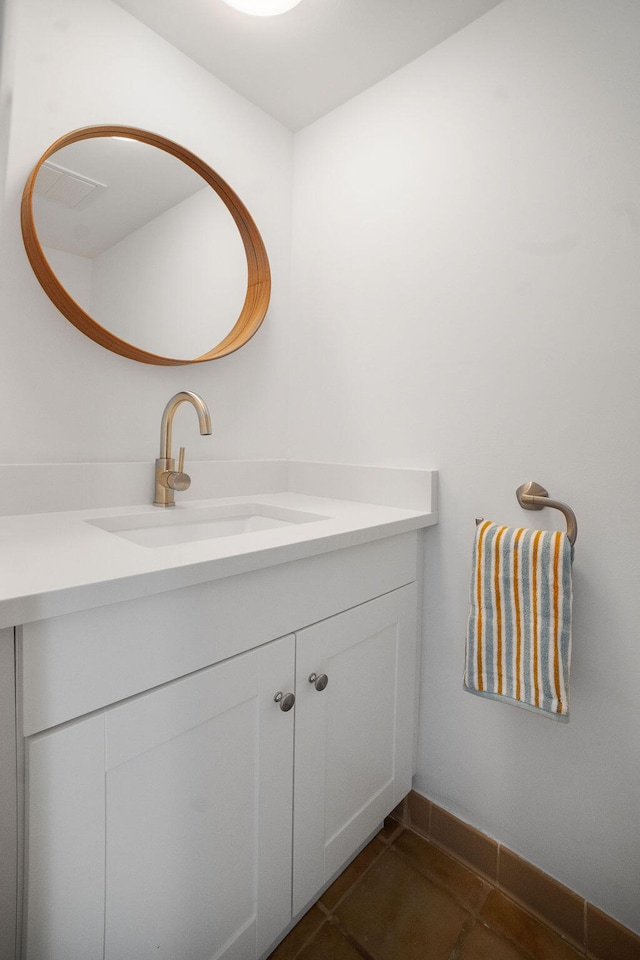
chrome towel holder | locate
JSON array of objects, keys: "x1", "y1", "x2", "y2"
[
  {"x1": 515, "y1": 481, "x2": 577, "y2": 547},
  {"x1": 475, "y1": 481, "x2": 578, "y2": 547}
]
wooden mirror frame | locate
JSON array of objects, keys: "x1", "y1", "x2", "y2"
[{"x1": 21, "y1": 125, "x2": 271, "y2": 365}]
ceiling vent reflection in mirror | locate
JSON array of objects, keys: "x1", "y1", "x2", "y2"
[{"x1": 35, "y1": 161, "x2": 107, "y2": 210}]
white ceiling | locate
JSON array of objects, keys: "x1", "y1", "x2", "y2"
[{"x1": 112, "y1": 0, "x2": 504, "y2": 131}]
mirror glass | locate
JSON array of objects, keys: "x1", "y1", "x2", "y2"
[{"x1": 21, "y1": 127, "x2": 271, "y2": 365}]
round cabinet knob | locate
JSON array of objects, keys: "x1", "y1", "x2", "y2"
[
  {"x1": 274, "y1": 691, "x2": 295, "y2": 712},
  {"x1": 308, "y1": 672, "x2": 329, "y2": 692}
]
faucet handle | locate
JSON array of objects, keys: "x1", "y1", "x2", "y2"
[
  {"x1": 166, "y1": 469, "x2": 190, "y2": 492},
  {"x1": 165, "y1": 449, "x2": 190, "y2": 493}
]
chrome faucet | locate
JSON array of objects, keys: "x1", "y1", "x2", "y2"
[{"x1": 154, "y1": 391, "x2": 212, "y2": 507}]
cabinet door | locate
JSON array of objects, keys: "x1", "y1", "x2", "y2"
[
  {"x1": 23, "y1": 636, "x2": 295, "y2": 960},
  {"x1": 292, "y1": 585, "x2": 417, "y2": 915}
]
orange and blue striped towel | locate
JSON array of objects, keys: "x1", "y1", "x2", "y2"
[{"x1": 464, "y1": 520, "x2": 573, "y2": 720}]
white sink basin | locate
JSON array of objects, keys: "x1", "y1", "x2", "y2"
[{"x1": 86, "y1": 502, "x2": 329, "y2": 547}]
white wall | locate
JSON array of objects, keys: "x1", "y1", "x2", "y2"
[
  {"x1": 0, "y1": 0, "x2": 15, "y2": 209},
  {"x1": 290, "y1": 0, "x2": 640, "y2": 935},
  {"x1": 1, "y1": 0, "x2": 293, "y2": 465}
]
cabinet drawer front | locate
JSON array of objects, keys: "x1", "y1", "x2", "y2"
[{"x1": 20, "y1": 532, "x2": 418, "y2": 734}]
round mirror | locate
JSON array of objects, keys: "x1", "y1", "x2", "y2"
[{"x1": 21, "y1": 126, "x2": 271, "y2": 365}]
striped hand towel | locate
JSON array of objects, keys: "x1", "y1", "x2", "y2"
[{"x1": 464, "y1": 520, "x2": 573, "y2": 720}]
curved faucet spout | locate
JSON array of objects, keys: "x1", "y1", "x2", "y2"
[
  {"x1": 159, "y1": 391, "x2": 212, "y2": 461},
  {"x1": 154, "y1": 391, "x2": 212, "y2": 507}
]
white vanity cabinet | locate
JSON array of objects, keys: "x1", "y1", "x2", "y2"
[
  {"x1": 23, "y1": 636, "x2": 295, "y2": 960},
  {"x1": 17, "y1": 533, "x2": 420, "y2": 960},
  {"x1": 292, "y1": 588, "x2": 416, "y2": 916}
]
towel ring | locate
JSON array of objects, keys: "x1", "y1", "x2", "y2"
[{"x1": 516, "y1": 481, "x2": 577, "y2": 547}]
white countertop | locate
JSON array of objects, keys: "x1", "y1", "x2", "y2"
[{"x1": 0, "y1": 490, "x2": 437, "y2": 628}]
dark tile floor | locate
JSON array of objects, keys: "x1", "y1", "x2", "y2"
[{"x1": 268, "y1": 819, "x2": 587, "y2": 960}]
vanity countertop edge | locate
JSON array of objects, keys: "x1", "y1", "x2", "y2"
[{"x1": 0, "y1": 487, "x2": 438, "y2": 629}]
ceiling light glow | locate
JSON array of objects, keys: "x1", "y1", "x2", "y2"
[{"x1": 221, "y1": 0, "x2": 303, "y2": 15}]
